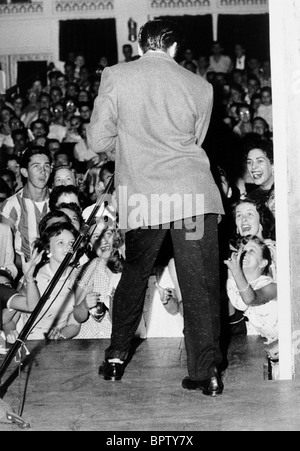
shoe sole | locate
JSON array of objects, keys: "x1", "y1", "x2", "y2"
[
  {"x1": 103, "y1": 375, "x2": 123, "y2": 381},
  {"x1": 183, "y1": 386, "x2": 223, "y2": 396},
  {"x1": 201, "y1": 389, "x2": 223, "y2": 397},
  {"x1": 182, "y1": 380, "x2": 224, "y2": 396}
]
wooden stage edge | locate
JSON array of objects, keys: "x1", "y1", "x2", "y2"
[{"x1": 0, "y1": 336, "x2": 299, "y2": 432}]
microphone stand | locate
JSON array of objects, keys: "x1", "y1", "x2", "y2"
[{"x1": 0, "y1": 174, "x2": 115, "y2": 419}]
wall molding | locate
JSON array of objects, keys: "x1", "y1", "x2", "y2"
[
  {"x1": 148, "y1": 0, "x2": 211, "y2": 8},
  {"x1": 0, "y1": 0, "x2": 268, "y2": 18},
  {"x1": 54, "y1": 0, "x2": 114, "y2": 13},
  {"x1": 148, "y1": 0, "x2": 268, "y2": 12},
  {"x1": 0, "y1": 2, "x2": 43, "y2": 15}
]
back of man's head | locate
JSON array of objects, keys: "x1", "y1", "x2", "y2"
[{"x1": 138, "y1": 19, "x2": 184, "y2": 55}]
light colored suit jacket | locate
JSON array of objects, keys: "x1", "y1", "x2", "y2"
[{"x1": 88, "y1": 51, "x2": 224, "y2": 230}]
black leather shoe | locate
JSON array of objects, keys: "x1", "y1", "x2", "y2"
[
  {"x1": 98, "y1": 361, "x2": 125, "y2": 381},
  {"x1": 182, "y1": 369, "x2": 224, "y2": 397}
]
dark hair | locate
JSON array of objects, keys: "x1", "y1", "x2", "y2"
[
  {"x1": 53, "y1": 148, "x2": 70, "y2": 160},
  {"x1": 34, "y1": 221, "x2": 79, "y2": 268},
  {"x1": 78, "y1": 90, "x2": 92, "y2": 102},
  {"x1": 11, "y1": 128, "x2": 29, "y2": 143},
  {"x1": 78, "y1": 101, "x2": 93, "y2": 112},
  {"x1": 48, "y1": 70, "x2": 62, "y2": 82},
  {"x1": 39, "y1": 210, "x2": 71, "y2": 236},
  {"x1": 12, "y1": 94, "x2": 25, "y2": 105},
  {"x1": 0, "y1": 178, "x2": 12, "y2": 198},
  {"x1": 38, "y1": 92, "x2": 51, "y2": 102},
  {"x1": 0, "y1": 269, "x2": 15, "y2": 285},
  {"x1": 138, "y1": 19, "x2": 184, "y2": 54},
  {"x1": 45, "y1": 138, "x2": 61, "y2": 151},
  {"x1": 261, "y1": 86, "x2": 272, "y2": 96},
  {"x1": 251, "y1": 93, "x2": 262, "y2": 103},
  {"x1": 20, "y1": 145, "x2": 51, "y2": 169},
  {"x1": 9, "y1": 116, "x2": 24, "y2": 129},
  {"x1": 66, "y1": 82, "x2": 79, "y2": 92},
  {"x1": 6, "y1": 155, "x2": 21, "y2": 165},
  {"x1": 30, "y1": 119, "x2": 50, "y2": 136},
  {"x1": 230, "y1": 83, "x2": 245, "y2": 96},
  {"x1": 50, "y1": 86, "x2": 63, "y2": 96},
  {"x1": 236, "y1": 103, "x2": 253, "y2": 118},
  {"x1": 64, "y1": 97, "x2": 77, "y2": 109},
  {"x1": 253, "y1": 116, "x2": 269, "y2": 129},
  {"x1": 183, "y1": 61, "x2": 198, "y2": 73},
  {"x1": 243, "y1": 137, "x2": 274, "y2": 165},
  {"x1": 64, "y1": 61, "x2": 76, "y2": 70},
  {"x1": 49, "y1": 184, "x2": 80, "y2": 211},
  {"x1": 232, "y1": 197, "x2": 276, "y2": 242},
  {"x1": 38, "y1": 107, "x2": 52, "y2": 119},
  {"x1": 0, "y1": 168, "x2": 16, "y2": 184},
  {"x1": 99, "y1": 161, "x2": 115, "y2": 181},
  {"x1": 236, "y1": 235, "x2": 272, "y2": 277},
  {"x1": 0, "y1": 105, "x2": 15, "y2": 117},
  {"x1": 69, "y1": 114, "x2": 82, "y2": 125},
  {"x1": 247, "y1": 74, "x2": 261, "y2": 85},
  {"x1": 56, "y1": 202, "x2": 83, "y2": 227}
]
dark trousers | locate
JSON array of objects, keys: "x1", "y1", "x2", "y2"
[{"x1": 105, "y1": 214, "x2": 222, "y2": 380}]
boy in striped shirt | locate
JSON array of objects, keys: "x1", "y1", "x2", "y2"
[{"x1": 0, "y1": 146, "x2": 51, "y2": 274}]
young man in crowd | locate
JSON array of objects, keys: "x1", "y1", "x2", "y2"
[{"x1": 0, "y1": 146, "x2": 51, "y2": 275}]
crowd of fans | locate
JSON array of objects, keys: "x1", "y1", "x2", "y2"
[{"x1": 0, "y1": 41, "x2": 277, "y2": 368}]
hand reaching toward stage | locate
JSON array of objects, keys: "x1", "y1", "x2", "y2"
[{"x1": 20, "y1": 249, "x2": 43, "y2": 282}]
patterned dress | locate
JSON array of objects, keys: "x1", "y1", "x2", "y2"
[{"x1": 74, "y1": 258, "x2": 113, "y2": 339}]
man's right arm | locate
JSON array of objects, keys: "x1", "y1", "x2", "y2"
[{"x1": 87, "y1": 67, "x2": 118, "y2": 156}]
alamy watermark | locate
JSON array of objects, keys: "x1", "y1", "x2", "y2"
[
  {"x1": 101, "y1": 187, "x2": 205, "y2": 241},
  {"x1": 0, "y1": 70, "x2": 6, "y2": 94}
]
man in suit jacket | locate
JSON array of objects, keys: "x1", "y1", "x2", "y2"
[{"x1": 88, "y1": 19, "x2": 225, "y2": 396}]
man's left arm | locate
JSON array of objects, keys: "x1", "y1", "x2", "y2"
[
  {"x1": 87, "y1": 67, "x2": 118, "y2": 155},
  {"x1": 195, "y1": 82, "x2": 214, "y2": 148}
]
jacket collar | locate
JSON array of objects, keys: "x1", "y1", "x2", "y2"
[{"x1": 141, "y1": 50, "x2": 176, "y2": 63}]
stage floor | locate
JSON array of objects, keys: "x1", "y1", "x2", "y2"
[{"x1": 0, "y1": 336, "x2": 299, "y2": 431}]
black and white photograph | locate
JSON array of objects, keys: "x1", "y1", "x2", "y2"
[{"x1": 0, "y1": 0, "x2": 298, "y2": 434}]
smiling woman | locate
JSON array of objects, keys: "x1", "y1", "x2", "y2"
[
  {"x1": 231, "y1": 198, "x2": 276, "y2": 275},
  {"x1": 245, "y1": 139, "x2": 274, "y2": 204},
  {"x1": 233, "y1": 198, "x2": 275, "y2": 242}
]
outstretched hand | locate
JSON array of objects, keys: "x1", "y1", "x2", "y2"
[
  {"x1": 224, "y1": 250, "x2": 244, "y2": 276},
  {"x1": 155, "y1": 282, "x2": 177, "y2": 305},
  {"x1": 46, "y1": 328, "x2": 66, "y2": 341},
  {"x1": 21, "y1": 249, "x2": 43, "y2": 282}
]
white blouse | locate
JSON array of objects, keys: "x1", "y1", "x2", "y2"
[{"x1": 227, "y1": 275, "x2": 278, "y2": 344}]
